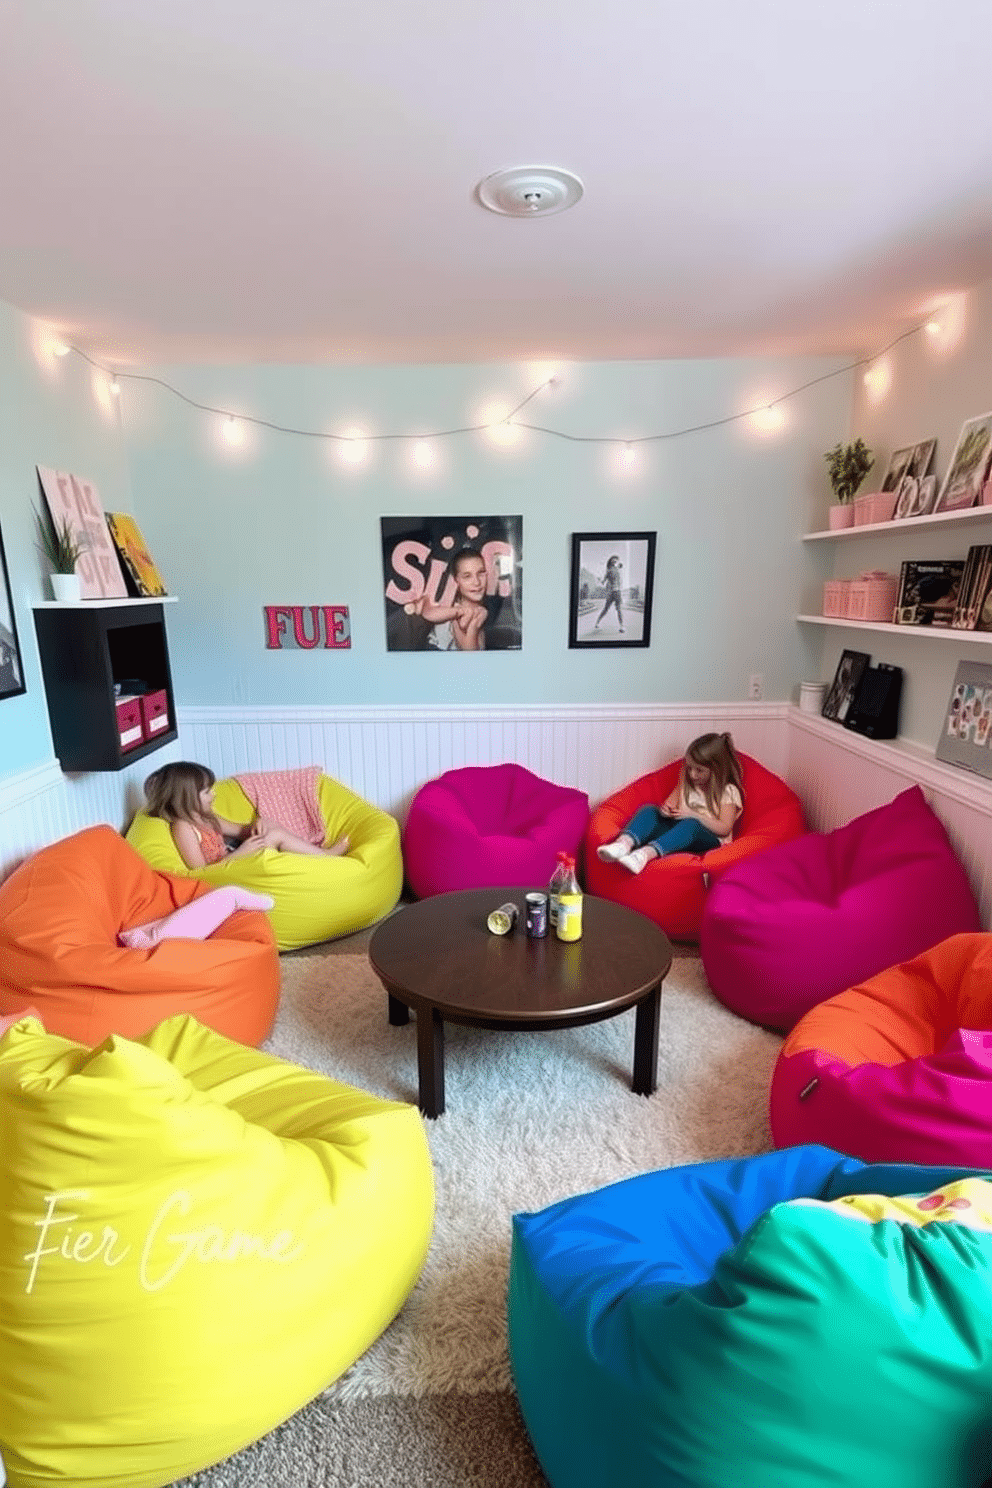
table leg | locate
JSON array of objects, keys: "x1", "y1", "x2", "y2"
[
  {"x1": 388, "y1": 992, "x2": 410, "y2": 1026},
  {"x1": 416, "y1": 1005, "x2": 445, "y2": 1119},
  {"x1": 631, "y1": 983, "x2": 662, "y2": 1096}
]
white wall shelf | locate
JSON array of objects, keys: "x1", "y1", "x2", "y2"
[
  {"x1": 797, "y1": 614, "x2": 992, "y2": 644},
  {"x1": 33, "y1": 595, "x2": 178, "y2": 610},
  {"x1": 803, "y1": 506, "x2": 992, "y2": 542}
]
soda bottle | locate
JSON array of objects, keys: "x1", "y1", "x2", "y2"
[
  {"x1": 555, "y1": 854, "x2": 583, "y2": 942},
  {"x1": 548, "y1": 851, "x2": 570, "y2": 930}
]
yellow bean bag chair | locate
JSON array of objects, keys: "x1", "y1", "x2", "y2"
[
  {"x1": 0, "y1": 1012, "x2": 434, "y2": 1488},
  {"x1": 126, "y1": 772, "x2": 403, "y2": 951}
]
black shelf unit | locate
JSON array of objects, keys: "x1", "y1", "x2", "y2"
[{"x1": 33, "y1": 600, "x2": 178, "y2": 772}]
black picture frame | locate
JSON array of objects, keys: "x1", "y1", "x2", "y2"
[
  {"x1": 821, "y1": 648, "x2": 870, "y2": 723},
  {"x1": 568, "y1": 531, "x2": 656, "y2": 648},
  {"x1": 0, "y1": 520, "x2": 26, "y2": 702}
]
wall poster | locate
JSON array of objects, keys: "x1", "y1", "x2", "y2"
[{"x1": 380, "y1": 516, "x2": 522, "y2": 652}]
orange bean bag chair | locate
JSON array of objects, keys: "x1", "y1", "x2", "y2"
[
  {"x1": 771, "y1": 933, "x2": 992, "y2": 1166},
  {"x1": 0, "y1": 825, "x2": 279, "y2": 1046},
  {"x1": 584, "y1": 753, "x2": 806, "y2": 940}
]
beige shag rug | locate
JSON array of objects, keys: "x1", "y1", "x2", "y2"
[{"x1": 174, "y1": 949, "x2": 781, "y2": 1485}]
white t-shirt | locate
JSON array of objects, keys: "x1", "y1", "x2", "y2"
[{"x1": 682, "y1": 782, "x2": 743, "y2": 841}]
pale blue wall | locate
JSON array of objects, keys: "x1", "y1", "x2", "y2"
[
  {"x1": 842, "y1": 281, "x2": 992, "y2": 747},
  {"x1": 0, "y1": 286, "x2": 867, "y2": 788},
  {"x1": 0, "y1": 301, "x2": 133, "y2": 778},
  {"x1": 120, "y1": 357, "x2": 850, "y2": 707}
]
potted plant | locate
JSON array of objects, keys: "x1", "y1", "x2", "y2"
[
  {"x1": 824, "y1": 439, "x2": 874, "y2": 529},
  {"x1": 35, "y1": 506, "x2": 88, "y2": 601}
]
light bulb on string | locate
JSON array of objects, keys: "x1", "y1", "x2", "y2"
[
  {"x1": 109, "y1": 376, "x2": 121, "y2": 397},
  {"x1": 411, "y1": 439, "x2": 434, "y2": 470},
  {"x1": 618, "y1": 442, "x2": 637, "y2": 472},
  {"x1": 52, "y1": 340, "x2": 70, "y2": 358}
]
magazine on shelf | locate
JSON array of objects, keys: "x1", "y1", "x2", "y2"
[
  {"x1": 893, "y1": 559, "x2": 965, "y2": 627},
  {"x1": 950, "y1": 544, "x2": 992, "y2": 631},
  {"x1": 105, "y1": 512, "x2": 168, "y2": 597}
]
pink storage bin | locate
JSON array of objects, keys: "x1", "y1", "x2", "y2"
[
  {"x1": 853, "y1": 490, "x2": 899, "y2": 526},
  {"x1": 846, "y1": 570, "x2": 898, "y2": 623},
  {"x1": 822, "y1": 579, "x2": 851, "y2": 617}
]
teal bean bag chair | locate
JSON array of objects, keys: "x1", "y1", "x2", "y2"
[{"x1": 508, "y1": 1145, "x2": 992, "y2": 1488}]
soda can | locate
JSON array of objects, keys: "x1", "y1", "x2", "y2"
[
  {"x1": 487, "y1": 902, "x2": 519, "y2": 935},
  {"x1": 525, "y1": 892, "x2": 548, "y2": 938}
]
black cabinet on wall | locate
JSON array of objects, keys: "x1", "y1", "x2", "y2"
[{"x1": 32, "y1": 598, "x2": 179, "y2": 772}]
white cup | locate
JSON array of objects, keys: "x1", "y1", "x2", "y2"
[{"x1": 799, "y1": 681, "x2": 827, "y2": 714}]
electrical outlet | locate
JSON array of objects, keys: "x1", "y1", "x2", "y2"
[{"x1": 748, "y1": 673, "x2": 764, "y2": 700}]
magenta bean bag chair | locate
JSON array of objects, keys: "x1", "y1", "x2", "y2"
[
  {"x1": 771, "y1": 933, "x2": 992, "y2": 1165},
  {"x1": 403, "y1": 763, "x2": 589, "y2": 898},
  {"x1": 700, "y1": 786, "x2": 980, "y2": 1031}
]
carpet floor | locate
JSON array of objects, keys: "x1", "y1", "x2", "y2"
[{"x1": 173, "y1": 933, "x2": 782, "y2": 1487}]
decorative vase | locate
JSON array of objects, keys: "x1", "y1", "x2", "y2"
[
  {"x1": 50, "y1": 572, "x2": 81, "y2": 602},
  {"x1": 828, "y1": 504, "x2": 855, "y2": 530}
]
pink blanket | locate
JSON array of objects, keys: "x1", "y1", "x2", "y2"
[{"x1": 233, "y1": 766, "x2": 325, "y2": 846}]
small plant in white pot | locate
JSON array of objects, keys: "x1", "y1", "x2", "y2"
[
  {"x1": 35, "y1": 507, "x2": 88, "y2": 601},
  {"x1": 824, "y1": 439, "x2": 874, "y2": 529}
]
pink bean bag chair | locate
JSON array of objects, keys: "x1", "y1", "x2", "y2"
[
  {"x1": 699, "y1": 787, "x2": 980, "y2": 1031},
  {"x1": 584, "y1": 754, "x2": 805, "y2": 941},
  {"x1": 771, "y1": 933, "x2": 992, "y2": 1165},
  {"x1": 403, "y1": 763, "x2": 589, "y2": 898}
]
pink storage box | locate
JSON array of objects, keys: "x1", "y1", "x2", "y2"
[
  {"x1": 140, "y1": 688, "x2": 170, "y2": 737},
  {"x1": 115, "y1": 696, "x2": 145, "y2": 752},
  {"x1": 853, "y1": 490, "x2": 899, "y2": 526},
  {"x1": 846, "y1": 570, "x2": 898, "y2": 623},
  {"x1": 822, "y1": 579, "x2": 851, "y2": 617}
]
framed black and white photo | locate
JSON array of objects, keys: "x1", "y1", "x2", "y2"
[
  {"x1": 821, "y1": 648, "x2": 870, "y2": 723},
  {"x1": 934, "y1": 414, "x2": 992, "y2": 513},
  {"x1": 0, "y1": 521, "x2": 26, "y2": 702},
  {"x1": 569, "y1": 532, "x2": 656, "y2": 648},
  {"x1": 882, "y1": 438, "x2": 936, "y2": 495}
]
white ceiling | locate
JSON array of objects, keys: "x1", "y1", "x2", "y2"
[{"x1": 4, "y1": 0, "x2": 992, "y2": 368}]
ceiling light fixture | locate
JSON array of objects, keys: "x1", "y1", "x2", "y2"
[{"x1": 476, "y1": 166, "x2": 584, "y2": 218}]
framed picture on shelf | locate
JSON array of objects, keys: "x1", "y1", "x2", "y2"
[
  {"x1": 105, "y1": 512, "x2": 168, "y2": 596},
  {"x1": 821, "y1": 648, "x2": 870, "y2": 723},
  {"x1": 894, "y1": 471, "x2": 939, "y2": 520},
  {"x1": 934, "y1": 413, "x2": 992, "y2": 513},
  {"x1": 0, "y1": 520, "x2": 26, "y2": 702},
  {"x1": 882, "y1": 438, "x2": 936, "y2": 495},
  {"x1": 935, "y1": 660, "x2": 992, "y2": 780},
  {"x1": 568, "y1": 531, "x2": 656, "y2": 648},
  {"x1": 36, "y1": 465, "x2": 128, "y2": 599}
]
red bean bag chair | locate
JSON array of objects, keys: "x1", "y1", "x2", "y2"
[
  {"x1": 700, "y1": 787, "x2": 981, "y2": 1031},
  {"x1": 403, "y1": 763, "x2": 589, "y2": 898},
  {"x1": 584, "y1": 753, "x2": 805, "y2": 941},
  {"x1": 0, "y1": 825, "x2": 279, "y2": 1046},
  {"x1": 771, "y1": 933, "x2": 992, "y2": 1166}
]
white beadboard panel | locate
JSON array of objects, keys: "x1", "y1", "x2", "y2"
[
  {"x1": 178, "y1": 703, "x2": 789, "y2": 820},
  {"x1": 3, "y1": 708, "x2": 986, "y2": 928},
  {"x1": 0, "y1": 752, "x2": 174, "y2": 883},
  {"x1": 786, "y1": 709, "x2": 992, "y2": 928}
]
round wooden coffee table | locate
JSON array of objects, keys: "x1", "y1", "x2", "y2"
[{"x1": 368, "y1": 888, "x2": 673, "y2": 1117}]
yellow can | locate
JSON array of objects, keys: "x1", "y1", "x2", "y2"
[{"x1": 556, "y1": 892, "x2": 583, "y2": 941}]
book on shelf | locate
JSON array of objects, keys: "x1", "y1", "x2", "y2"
[
  {"x1": 893, "y1": 559, "x2": 965, "y2": 627},
  {"x1": 951, "y1": 544, "x2": 992, "y2": 631},
  {"x1": 105, "y1": 512, "x2": 168, "y2": 598}
]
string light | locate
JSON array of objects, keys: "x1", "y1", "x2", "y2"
[
  {"x1": 57, "y1": 317, "x2": 936, "y2": 463},
  {"x1": 109, "y1": 376, "x2": 121, "y2": 397},
  {"x1": 52, "y1": 340, "x2": 71, "y2": 358}
]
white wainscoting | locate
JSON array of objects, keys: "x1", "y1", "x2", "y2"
[{"x1": 2, "y1": 702, "x2": 989, "y2": 926}]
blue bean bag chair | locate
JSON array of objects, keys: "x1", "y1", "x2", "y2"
[{"x1": 508, "y1": 1145, "x2": 992, "y2": 1488}]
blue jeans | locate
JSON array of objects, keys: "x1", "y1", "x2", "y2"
[{"x1": 622, "y1": 806, "x2": 722, "y2": 858}]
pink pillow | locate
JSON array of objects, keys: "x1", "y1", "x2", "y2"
[{"x1": 700, "y1": 787, "x2": 981, "y2": 1030}]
